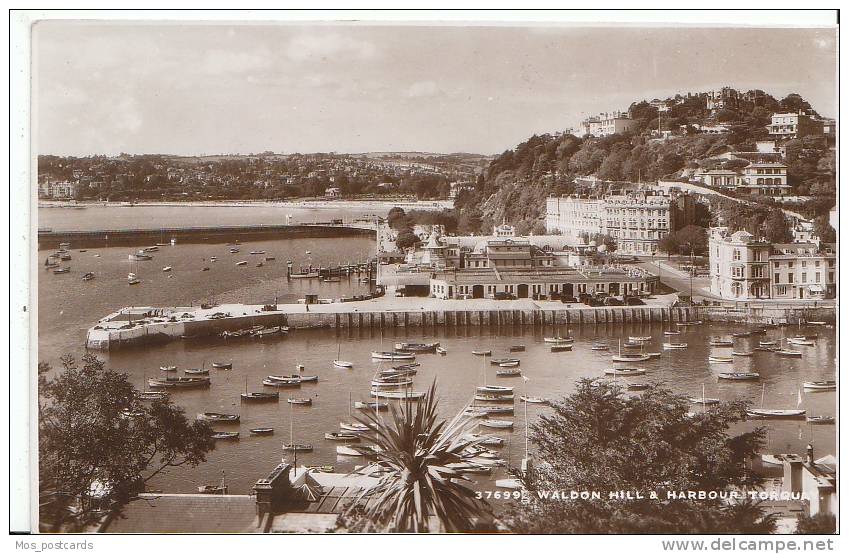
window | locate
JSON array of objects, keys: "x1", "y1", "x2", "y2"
[
  {"x1": 788, "y1": 261, "x2": 794, "y2": 268},
  {"x1": 731, "y1": 282, "x2": 743, "y2": 297},
  {"x1": 752, "y1": 265, "x2": 764, "y2": 278},
  {"x1": 801, "y1": 273, "x2": 807, "y2": 283},
  {"x1": 776, "y1": 285, "x2": 787, "y2": 296},
  {"x1": 788, "y1": 273, "x2": 794, "y2": 283},
  {"x1": 733, "y1": 249, "x2": 741, "y2": 261},
  {"x1": 774, "y1": 273, "x2": 780, "y2": 283},
  {"x1": 815, "y1": 273, "x2": 821, "y2": 283},
  {"x1": 815, "y1": 261, "x2": 821, "y2": 268},
  {"x1": 829, "y1": 272, "x2": 834, "y2": 282},
  {"x1": 774, "y1": 262, "x2": 780, "y2": 269},
  {"x1": 732, "y1": 266, "x2": 744, "y2": 278}
]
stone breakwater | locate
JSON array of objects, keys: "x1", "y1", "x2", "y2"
[{"x1": 85, "y1": 299, "x2": 698, "y2": 350}]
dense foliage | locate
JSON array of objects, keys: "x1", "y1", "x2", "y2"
[
  {"x1": 38, "y1": 354, "x2": 215, "y2": 531},
  {"x1": 504, "y1": 379, "x2": 774, "y2": 534},
  {"x1": 452, "y1": 91, "x2": 834, "y2": 235}
]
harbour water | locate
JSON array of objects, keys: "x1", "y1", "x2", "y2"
[
  {"x1": 37, "y1": 209, "x2": 837, "y2": 497},
  {"x1": 39, "y1": 202, "x2": 417, "y2": 232}
]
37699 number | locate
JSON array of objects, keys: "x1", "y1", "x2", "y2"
[{"x1": 475, "y1": 490, "x2": 526, "y2": 500}]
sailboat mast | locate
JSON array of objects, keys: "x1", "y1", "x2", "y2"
[{"x1": 291, "y1": 400, "x2": 296, "y2": 468}]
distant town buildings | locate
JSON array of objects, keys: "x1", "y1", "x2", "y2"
[
  {"x1": 709, "y1": 227, "x2": 835, "y2": 300},
  {"x1": 38, "y1": 180, "x2": 77, "y2": 199},
  {"x1": 545, "y1": 189, "x2": 696, "y2": 254},
  {"x1": 705, "y1": 87, "x2": 740, "y2": 113}
]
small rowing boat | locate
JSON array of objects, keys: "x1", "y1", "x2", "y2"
[
  {"x1": 476, "y1": 385, "x2": 513, "y2": 394},
  {"x1": 324, "y1": 432, "x2": 360, "y2": 442},
  {"x1": 775, "y1": 349, "x2": 803, "y2": 357},
  {"x1": 211, "y1": 432, "x2": 239, "y2": 440},
  {"x1": 709, "y1": 339, "x2": 733, "y2": 347},
  {"x1": 663, "y1": 342, "x2": 688, "y2": 350},
  {"x1": 160, "y1": 365, "x2": 177, "y2": 372},
  {"x1": 282, "y1": 443, "x2": 314, "y2": 453},
  {"x1": 718, "y1": 372, "x2": 760, "y2": 381},
  {"x1": 509, "y1": 345, "x2": 526, "y2": 352},
  {"x1": 551, "y1": 344, "x2": 573, "y2": 352},
  {"x1": 474, "y1": 393, "x2": 515, "y2": 402},
  {"x1": 590, "y1": 343, "x2": 609, "y2": 351},
  {"x1": 472, "y1": 350, "x2": 492, "y2": 356},
  {"x1": 495, "y1": 368, "x2": 522, "y2": 377},
  {"x1": 805, "y1": 415, "x2": 835, "y2": 425},
  {"x1": 731, "y1": 351, "x2": 754, "y2": 357},
  {"x1": 802, "y1": 380, "x2": 836, "y2": 391},
  {"x1": 249, "y1": 428, "x2": 274, "y2": 436},
  {"x1": 708, "y1": 356, "x2": 733, "y2": 363},
  {"x1": 197, "y1": 412, "x2": 240, "y2": 423},
  {"x1": 611, "y1": 353, "x2": 649, "y2": 362},
  {"x1": 490, "y1": 358, "x2": 519, "y2": 366},
  {"x1": 519, "y1": 396, "x2": 548, "y2": 404},
  {"x1": 287, "y1": 398, "x2": 313, "y2": 405},
  {"x1": 604, "y1": 368, "x2": 646, "y2": 376},
  {"x1": 787, "y1": 338, "x2": 814, "y2": 347},
  {"x1": 211, "y1": 362, "x2": 232, "y2": 369},
  {"x1": 478, "y1": 419, "x2": 514, "y2": 429},
  {"x1": 746, "y1": 408, "x2": 806, "y2": 419},
  {"x1": 241, "y1": 391, "x2": 280, "y2": 402},
  {"x1": 184, "y1": 368, "x2": 209, "y2": 375},
  {"x1": 371, "y1": 351, "x2": 415, "y2": 360}
]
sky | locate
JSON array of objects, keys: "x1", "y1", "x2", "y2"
[{"x1": 34, "y1": 22, "x2": 837, "y2": 156}]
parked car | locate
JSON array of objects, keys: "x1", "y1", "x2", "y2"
[
  {"x1": 626, "y1": 296, "x2": 645, "y2": 306},
  {"x1": 560, "y1": 296, "x2": 578, "y2": 304},
  {"x1": 493, "y1": 292, "x2": 515, "y2": 300},
  {"x1": 603, "y1": 297, "x2": 624, "y2": 306}
]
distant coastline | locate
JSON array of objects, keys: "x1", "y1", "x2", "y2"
[{"x1": 38, "y1": 198, "x2": 454, "y2": 211}]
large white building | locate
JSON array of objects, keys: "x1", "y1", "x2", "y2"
[
  {"x1": 545, "y1": 190, "x2": 696, "y2": 254},
  {"x1": 709, "y1": 227, "x2": 836, "y2": 300},
  {"x1": 580, "y1": 111, "x2": 637, "y2": 137}
]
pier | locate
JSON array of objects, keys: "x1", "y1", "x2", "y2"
[
  {"x1": 38, "y1": 222, "x2": 376, "y2": 249},
  {"x1": 85, "y1": 298, "x2": 701, "y2": 350}
]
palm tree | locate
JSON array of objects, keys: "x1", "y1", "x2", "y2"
[{"x1": 342, "y1": 381, "x2": 492, "y2": 532}]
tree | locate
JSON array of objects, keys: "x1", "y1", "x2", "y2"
[
  {"x1": 795, "y1": 513, "x2": 836, "y2": 534},
  {"x1": 38, "y1": 354, "x2": 215, "y2": 531},
  {"x1": 340, "y1": 382, "x2": 492, "y2": 532},
  {"x1": 387, "y1": 207, "x2": 408, "y2": 231},
  {"x1": 395, "y1": 230, "x2": 421, "y2": 250},
  {"x1": 762, "y1": 210, "x2": 792, "y2": 243},
  {"x1": 812, "y1": 215, "x2": 836, "y2": 243},
  {"x1": 505, "y1": 380, "x2": 771, "y2": 534}
]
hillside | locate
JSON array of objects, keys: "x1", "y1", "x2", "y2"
[{"x1": 453, "y1": 90, "x2": 835, "y2": 235}]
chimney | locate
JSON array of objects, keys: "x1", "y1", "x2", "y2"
[{"x1": 253, "y1": 462, "x2": 294, "y2": 516}]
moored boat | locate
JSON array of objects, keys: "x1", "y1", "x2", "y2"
[
  {"x1": 211, "y1": 432, "x2": 240, "y2": 440},
  {"x1": 339, "y1": 422, "x2": 372, "y2": 433},
  {"x1": 160, "y1": 365, "x2": 177, "y2": 372},
  {"x1": 184, "y1": 368, "x2": 209, "y2": 375},
  {"x1": 148, "y1": 376, "x2": 210, "y2": 388},
  {"x1": 509, "y1": 345, "x2": 526, "y2": 352},
  {"x1": 604, "y1": 367, "x2": 646, "y2": 376},
  {"x1": 370, "y1": 390, "x2": 426, "y2": 400},
  {"x1": 370, "y1": 378, "x2": 413, "y2": 388},
  {"x1": 472, "y1": 350, "x2": 492, "y2": 356},
  {"x1": 336, "y1": 445, "x2": 381, "y2": 457},
  {"x1": 663, "y1": 342, "x2": 688, "y2": 350},
  {"x1": 436, "y1": 346, "x2": 447, "y2": 355},
  {"x1": 474, "y1": 393, "x2": 515, "y2": 402},
  {"x1": 629, "y1": 336, "x2": 652, "y2": 343},
  {"x1": 287, "y1": 397, "x2": 313, "y2": 405},
  {"x1": 759, "y1": 340, "x2": 777, "y2": 347},
  {"x1": 718, "y1": 372, "x2": 760, "y2": 381},
  {"x1": 709, "y1": 339, "x2": 733, "y2": 347},
  {"x1": 787, "y1": 338, "x2": 814, "y2": 347},
  {"x1": 731, "y1": 350, "x2": 754, "y2": 357},
  {"x1": 802, "y1": 380, "x2": 836, "y2": 391},
  {"x1": 495, "y1": 368, "x2": 522, "y2": 377},
  {"x1": 611, "y1": 353, "x2": 650, "y2": 362},
  {"x1": 476, "y1": 385, "x2": 513, "y2": 394},
  {"x1": 394, "y1": 342, "x2": 439, "y2": 353},
  {"x1": 518, "y1": 396, "x2": 548, "y2": 404},
  {"x1": 371, "y1": 351, "x2": 415, "y2": 360},
  {"x1": 333, "y1": 360, "x2": 353, "y2": 369},
  {"x1": 746, "y1": 408, "x2": 806, "y2": 418},
  {"x1": 262, "y1": 378, "x2": 301, "y2": 388},
  {"x1": 708, "y1": 356, "x2": 733, "y2": 363},
  {"x1": 550, "y1": 344, "x2": 573, "y2": 352},
  {"x1": 590, "y1": 343, "x2": 610, "y2": 351},
  {"x1": 82, "y1": 272, "x2": 95, "y2": 281},
  {"x1": 282, "y1": 443, "x2": 314, "y2": 453},
  {"x1": 324, "y1": 432, "x2": 360, "y2": 442},
  {"x1": 775, "y1": 349, "x2": 803, "y2": 357},
  {"x1": 197, "y1": 412, "x2": 240, "y2": 423},
  {"x1": 805, "y1": 415, "x2": 835, "y2": 425},
  {"x1": 211, "y1": 362, "x2": 232, "y2": 369},
  {"x1": 136, "y1": 390, "x2": 168, "y2": 401},
  {"x1": 478, "y1": 419, "x2": 514, "y2": 429},
  {"x1": 543, "y1": 336, "x2": 573, "y2": 344},
  {"x1": 689, "y1": 397, "x2": 720, "y2": 405},
  {"x1": 241, "y1": 391, "x2": 280, "y2": 402},
  {"x1": 249, "y1": 428, "x2": 274, "y2": 436}
]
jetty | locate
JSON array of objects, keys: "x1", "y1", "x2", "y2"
[{"x1": 85, "y1": 296, "x2": 701, "y2": 350}]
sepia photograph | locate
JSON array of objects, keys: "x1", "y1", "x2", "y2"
[{"x1": 10, "y1": 9, "x2": 839, "y2": 540}]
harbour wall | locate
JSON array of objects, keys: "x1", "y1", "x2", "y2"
[
  {"x1": 86, "y1": 304, "x2": 698, "y2": 350},
  {"x1": 39, "y1": 224, "x2": 375, "y2": 249},
  {"x1": 694, "y1": 304, "x2": 835, "y2": 326}
]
